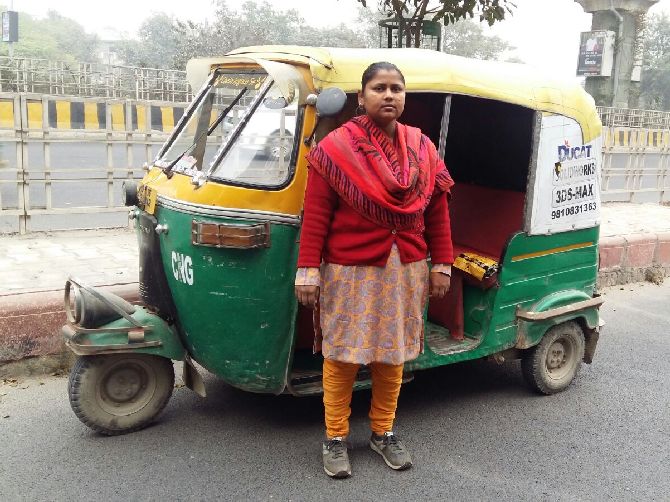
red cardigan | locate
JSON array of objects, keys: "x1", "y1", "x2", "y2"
[{"x1": 297, "y1": 168, "x2": 454, "y2": 268}]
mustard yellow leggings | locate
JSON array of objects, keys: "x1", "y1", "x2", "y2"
[{"x1": 322, "y1": 358, "x2": 404, "y2": 438}]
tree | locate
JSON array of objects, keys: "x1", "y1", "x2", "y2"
[
  {"x1": 116, "y1": 13, "x2": 181, "y2": 68},
  {"x1": 118, "y1": 0, "x2": 517, "y2": 70},
  {"x1": 640, "y1": 13, "x2": 670, "y2": 110},
  {"x1": 40, "y1": 11, "x2": 99, "y2": 62},
  {"x1": 356, "y1": 0, "x2": 516, "y2": 26},
  {"x1": 442, "y1": 19, "x2": 513, "y2": 60},
  {"x1": 143, "y1": 1, "x2": 373, "y2": 70},
  {"x1": 0, "y1": 8, "x2": 98, "y2": 62}
]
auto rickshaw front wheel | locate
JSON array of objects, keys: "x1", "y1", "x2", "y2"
[
  {"x1": 521, "y1": 322, "x2": 585, "y2": 395},
  {"x1": 68, "y1": 354, "x2": 175, "y2": 435}
]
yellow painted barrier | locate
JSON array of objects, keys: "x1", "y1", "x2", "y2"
[
  {"x1": 84, "y1": 102, "x2": 99, "y2": 130},
  {"x1": 0, "y1": 100, "x2": 14, "y2": 129},
  {"x1": 110, "y1": 103, "x2": 125, "y2": 131},
  {"x1": 55, "y1": 101, "x2": 71, "y2": 129},
  {"x1": 161, "y1": 106, "x2": 174, "y2": 131},
  {"x1": 27, "y1": 101, "x2": 42, "y2": 129},
  {"x1": 136, "y1": 104, "x2": 147, "y2": 132}
]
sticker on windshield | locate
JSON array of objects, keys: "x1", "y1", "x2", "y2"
[
  {"x1": 215, "y1": 74, "x2": 265, "y2": 90},
  {"x1": 174, "y1": 155, "x2": 197, "y2": 171}
]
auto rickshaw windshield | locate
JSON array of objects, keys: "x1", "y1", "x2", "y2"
[
  {"x1": 207, "y1": 80, "x2": 299, "y2": 188},
  {"x1": 157, "y1": 69, "x2": 268, "y2": 173},
  {"x1": 157, "y1": 67, "x2": 299, "y2": 188}
]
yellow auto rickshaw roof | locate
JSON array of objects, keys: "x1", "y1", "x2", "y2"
[{"x1": 192, "y1": 45, "x2": 602, "y2": 142}]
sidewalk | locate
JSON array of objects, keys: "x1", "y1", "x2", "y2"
[
  {"x1": 1, "y1": 202, "x2": 670, "y2": 374},
  {"x1": 598, "y1": 203, "x2": 670, "y2": 286},
  {"x1": 0, "y1": 227, "x2": 138, "y2": 295}
]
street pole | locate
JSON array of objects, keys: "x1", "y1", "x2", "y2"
[
  {"x1": 575, "y1": 0, "x2": 658, "y2": 108},
  {"x1": 8, "y1": 0, "x2": 13, "y2": 59}
]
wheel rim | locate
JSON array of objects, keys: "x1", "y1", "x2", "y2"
[
  {"x1": 544, "y1": 336, "x2": 577, "y2": 381},
  {"x1": 96, "y1": 359, "x2": 157, "y2": 416}
]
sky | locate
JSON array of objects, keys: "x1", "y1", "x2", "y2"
[{"x1": 11, "y1": 0, "x2": 670, "y2": 80}]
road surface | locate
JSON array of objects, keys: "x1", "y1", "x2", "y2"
[{"x1": 0, "y1": 281, "x2": 668, "y2": 501}]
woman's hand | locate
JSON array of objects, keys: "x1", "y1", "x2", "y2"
[
  {"x1": 429, "y1": 272, "x2": 451, "y2": 298},
  {"x1": 295, "y1": 285, "x2": 320, "y2": 308}
]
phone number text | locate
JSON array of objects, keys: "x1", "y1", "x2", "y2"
[{"x1": 551, "y1": 202, "x2": 597, "y2": 220}]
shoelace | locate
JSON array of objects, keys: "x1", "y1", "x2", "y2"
[
  {"x1": 383, "y1": 433, "x2": 403, "y2": 453},
  {"x1": 326, "y1": 439, "x2": 346, "y2": 460}
]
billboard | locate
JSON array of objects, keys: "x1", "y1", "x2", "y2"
[
  {"x1": 576, "y1": 30, "x2": 615, "y2": 77},
  {"x1": 2, "y1": 11, "x2": 18, "y2": 43}
]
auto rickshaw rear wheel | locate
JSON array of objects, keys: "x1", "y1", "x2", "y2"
[
  {"x1": 68, "y1": 354, "x2": 175, "y2": 435},
  {"x1": 521, "y1": 321, "x2": 585, "y2": 395}
]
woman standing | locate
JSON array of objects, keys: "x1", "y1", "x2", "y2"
[{"x1": 295, "y1": 62, "x2": 454, "y2": 478}]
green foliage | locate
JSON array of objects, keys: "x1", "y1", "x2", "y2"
[
  {"x1": 355, "y1": 6, "x2": 513, "y2": 60},
  {"x1": 442, "y1": 19, "x2": 513, "y2": 59},
  {"x1": 134, "y1": 1, "x2": 373, "y2": 70},
  {"x1": 357, "y1": 0, "x2": 515, "y2": 26},
  {"x1": 116, "y1": 13, "x2": 181, "y2": 68},
  {"x1": 0, "y1": 9, "x2": 98, "y2": 61},
  {"x1": 640, "y1": 13, "x2": 670, "y2": 110},
  {"x1": 0, "y1": 0, "x2": 516, "y2": 72}
]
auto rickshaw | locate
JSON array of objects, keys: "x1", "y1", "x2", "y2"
[{"x1": 62, "y1": 46, "x2": 605, "y2": 435}]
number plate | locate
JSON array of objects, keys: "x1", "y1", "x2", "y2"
[{"x1": 138, "y1": 184, "x2": 157, "y2": 215}]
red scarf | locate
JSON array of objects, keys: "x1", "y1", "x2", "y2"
[{"x1": 306, "y1": 115, "x2": 454, "y2": 230}]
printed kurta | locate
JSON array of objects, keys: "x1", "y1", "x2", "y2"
[{"x1": 318, "y1": 245, "x2": 428, "y2": 365}]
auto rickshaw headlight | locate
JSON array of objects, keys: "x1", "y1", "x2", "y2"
[{"x1": 64, "y1": 279, "x2": 136, "y2": 329}]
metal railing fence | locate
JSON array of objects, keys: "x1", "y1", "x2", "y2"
[
  {"x1": 1, "y1": 98, "x2": 669, "y2": 234},
  {"x1": 0, "y1": 92, "x2": 189, "y2": 234},
  {"x1": 598, "y1": 107, "x2": 670, "y2": 203},
  {"x1": 598, "y1": 106, "x2": 670, "y2": 129},
  {"x1": 0, "y1": 57, "x2": 191, "y2": 102}
]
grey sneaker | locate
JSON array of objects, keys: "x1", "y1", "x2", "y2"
[
  {"x1": 322, "y1": 437, "x2": 352, "y2": 478},
  {"x1": 369, "y1": 432, "x2": 413, "y2": 470}
]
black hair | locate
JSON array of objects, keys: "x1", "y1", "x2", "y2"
[{"x1": 361, "y1": 61, "x2": 405, "y2": 90}]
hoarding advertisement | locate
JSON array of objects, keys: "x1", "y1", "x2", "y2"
[
  {"x1": 577, "y1": 30, "x2": 614, "y2": 77},
  {"x1": 1, "y1": 11, "x2": 18, "y2": 43}
]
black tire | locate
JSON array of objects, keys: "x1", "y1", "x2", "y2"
[
  {"x1": 521, "y1": 321, "x2": 585, "y2": 395},
  {"x1": 68, "y1": 354, "x2": 175, "y2": 435}
]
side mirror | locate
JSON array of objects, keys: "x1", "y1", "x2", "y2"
[{"x1": 316, "y1": 87, "x2": 346, "y2": 118}]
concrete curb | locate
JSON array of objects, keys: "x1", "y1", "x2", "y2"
[
  {"x1": 0, "y1": 283, "x2": 139, "y2": 377},
  {"x1": 2, "y1": 231, "x2": 669, "y2": 377},
  {"x1": 598, "y1": 232, "x2": 670, "y2": 288}
]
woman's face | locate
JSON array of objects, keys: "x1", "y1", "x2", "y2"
[{"x1": 358, "y1": 69, "x2": 406, "y2": 128}]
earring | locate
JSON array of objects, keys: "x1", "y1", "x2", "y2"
[{"x1": 356, "y1": 103, "x2": 365, "y2": 115}]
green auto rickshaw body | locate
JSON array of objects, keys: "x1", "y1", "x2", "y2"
[
  {"x1": 64, "y1": 46, "x2": 604, "y2": 400},
  {"x1": 64, "y1": 305, "x2": 186, "y2": 361},
  {"x1": 154, "y1": 205, "x2": 301, "y2": 393}
]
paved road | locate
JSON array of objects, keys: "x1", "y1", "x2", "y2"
[{"x1": 1, "y1": 281, "x2": 668, "y2": 501}]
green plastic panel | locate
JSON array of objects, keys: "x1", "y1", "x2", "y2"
[
  {"x1": 73, "y1": 307, "x2": 186, "y2": 360},
  {"x1": 406, "y1": 227, "x2": 600, "y2": 371},
  {"x1": 156, "y1": 206, "x2": 299, "y2": 394}
]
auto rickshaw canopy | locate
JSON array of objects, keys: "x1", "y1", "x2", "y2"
[{"x1": 186, "y1": 45, "x2": 602, "y2": 143}]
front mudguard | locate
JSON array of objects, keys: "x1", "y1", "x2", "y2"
[
  {"x1": 63, "y1": 306, "x2": 185, "y2": 361},
  {"x1": 515, "y1": 290, "x2": 603, "y2": 362}
]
